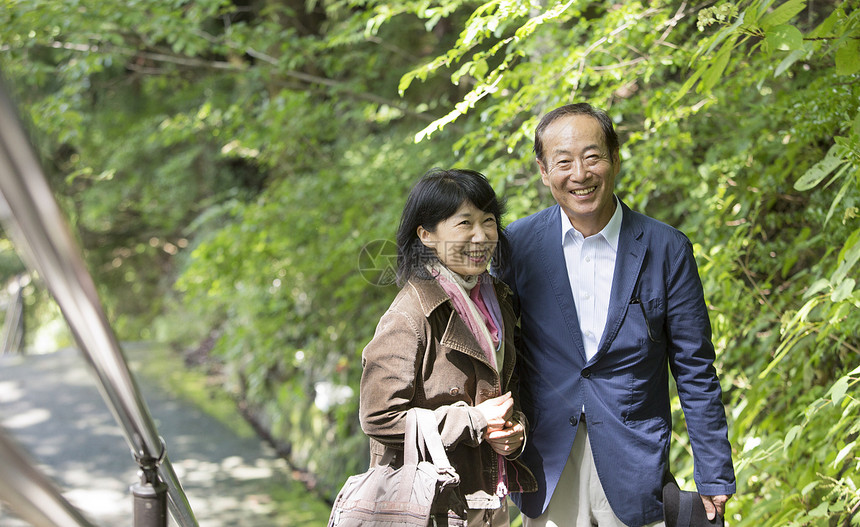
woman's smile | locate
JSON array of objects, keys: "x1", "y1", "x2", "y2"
[
  {"x1": 464, "y1": 247, "x2": 493, "y2": 263},
  {"x1": 418, "y1": 200, "x2": 499, "y2": 277}
]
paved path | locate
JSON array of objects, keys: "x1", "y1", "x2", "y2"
[{"x1": 0, "y1": 347, "x2": 330, "y2": 526}]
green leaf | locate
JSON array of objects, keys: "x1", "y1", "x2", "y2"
[
  {"x1": 774, "y1": 47, "x2": 807, "y2": 77},
  {"x1": 765, "y1": 24, "x2": 804, "y2": 52},
  {"x1": 673, "y1": 68, "x2": 703, "y2": 104},
  {"x1": 824, "y1": 166, "x2": 853, "y2": 224},
  {"x1": 450, "y1": 61, "x2": 472, "y2": 85},
  {"x1": 803, "y1": 278, "x2": 830, "y2": 299},
  {"x1": 833, "y1": 440, "x2": 856, "y2": 467},
  {"x1": 472, "y1": 58, "x2": 488, "y2": 80},
  {"x1": 701, "y1": 47, "x2": 731, "y2": 92},
  {"x1": 830, "y1": 278, "x2": 856, "y2": 302},
  {"x1": 828, "y1": 376, "x2": 850, "y2": 406},
  {"x1": 697, "y1": 17, "x2": 743, "y2": 61},
  {"x1": 835, "y1": 39, "x2": 860, "y2": 75},
  {"x1": 800, "y1": 480, "x2": 819, "y2": 496},
  {"x1": 807, "y1": 3, "x2": 843, "y2": 38},
  {"x1": 398, "y1": 71, "x2": 417, "y2": 95},
  {"x1": 794, "y1": 144, "x2": 844, "y2": 191},
  {"x1": 832, "y1": 234, "x2": 860, "y2": 284},
  {"x1": 808, "y1": 502, "x2": 829, "y2": 517},
  {"x1": 759, "y1": 0, "x2": 807, "y2": 30},
  {"x1": 783, "y1": 424, "x2": 802, "y2": 454}
]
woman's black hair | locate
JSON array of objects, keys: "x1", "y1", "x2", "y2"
[{"x1": 395, "y1": 168, "x2": 510, "y2": 286}]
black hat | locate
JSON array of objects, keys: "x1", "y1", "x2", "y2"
[{"x1": 662, "y1": 480, "x2": 724, "y2": 527}]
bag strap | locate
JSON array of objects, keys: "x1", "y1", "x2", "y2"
[
  {"x1": 403, "y1": 409, "x2": 421, "y2": 466},
  {"x1": 402, "y1": 408, "x2": 461, "y2": 496},
  {"x1": 402, "y1": 407, "x2": 456, "y2": 473}
]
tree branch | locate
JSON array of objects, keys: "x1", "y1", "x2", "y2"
[
  {"x1": 29, "y1": 39, "x2": 440, "y2": 124},
  {"x1": 804, "y1": 36, "x2": 860, "y2": 41}
]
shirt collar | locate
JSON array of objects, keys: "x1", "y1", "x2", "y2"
[{"x1": 559, "y1": 196, "x2": 623, "y2": 251}]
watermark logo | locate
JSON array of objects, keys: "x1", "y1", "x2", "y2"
[{"x1": 357, "y1": 239, "x2": 398, "y2": 286}]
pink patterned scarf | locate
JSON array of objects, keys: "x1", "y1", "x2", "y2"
[{"x1": 429, "y1": 264, "x2": 508, "y2": 498}]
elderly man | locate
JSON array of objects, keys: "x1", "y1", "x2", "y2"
[{"x1": 501, "y1": 103, "x2": 735, "y2": 526}]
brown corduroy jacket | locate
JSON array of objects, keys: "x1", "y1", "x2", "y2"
[{"x1": 359, "y1": 276, "x2": 537, "y2": 508}]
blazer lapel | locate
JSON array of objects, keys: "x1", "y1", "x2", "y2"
[
  {"x1": 537, "y1": 205, "x2": 587, "y2": 361},
  {"x1": 593, "y1": 201, "x2": 645, "y2": 363}
]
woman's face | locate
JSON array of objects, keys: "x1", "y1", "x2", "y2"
[{"x1": 418, "y1": 200, "x2": 499, "y2": 277}]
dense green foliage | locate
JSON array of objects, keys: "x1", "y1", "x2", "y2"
[{"x1": 1, "y1": 0, "x2": 858, "y2": 524}]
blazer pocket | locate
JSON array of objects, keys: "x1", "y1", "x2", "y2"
[
  {"x1": 625, "y1": 414, "x2": 671, "y2": 450},
  {"x1": 629, "y1": 297, "x2": 665, "y2": 343}
]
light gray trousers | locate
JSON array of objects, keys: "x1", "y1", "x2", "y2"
[{"x1": 522, "y1": 422, "x2": 665, "y2": 527}]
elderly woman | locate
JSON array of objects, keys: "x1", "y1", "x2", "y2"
[{"x1": 359, "y1": 168, "x2": 536, "y2": 526}]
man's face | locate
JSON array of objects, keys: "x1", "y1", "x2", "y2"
[{"x1": 537, "y1": 114, "x2": 620, "y2": 237}]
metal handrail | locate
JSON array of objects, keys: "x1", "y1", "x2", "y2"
[
  {"x1": 1, "y1": 275, "x2": 26, "y2": 354},
  {"x1": 0, "y1": 74, "x2": 198, "y2": 526},
  {"x1": 0, "y1": 429, "x2": 97, "y2": 527}
]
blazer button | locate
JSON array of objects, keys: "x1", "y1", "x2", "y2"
[
  {"x1": 569, "y1": 416, "x2": 577, "y2": 426},
  {"x1": 581, "y1": 368, "x2": 592, "y2": 378},
  {"x1": 449, "y1": 387, "x2": 460, "y2": 396}
]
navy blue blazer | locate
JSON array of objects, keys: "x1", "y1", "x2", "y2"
[{"x1": 501, "y1": 200, "x2": 735, "y2": 526}]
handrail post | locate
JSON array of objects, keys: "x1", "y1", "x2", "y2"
[{"x1": 132, "y1": 442, "x2": 168, "y2": 527}]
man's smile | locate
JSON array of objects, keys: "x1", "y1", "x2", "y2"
[{"x1": 571, "y1": 186, "x2": 597, "y2": 196}]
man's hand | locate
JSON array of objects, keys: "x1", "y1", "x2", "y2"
[{"x1": 701, "y1": 494, "x2": 731, "y2": 521}]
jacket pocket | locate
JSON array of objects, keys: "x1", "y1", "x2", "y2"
[
  {"x1": 629, "y1": 296, "x2": 665, "y2": 344},
  {"x1": 625, "y1": 414, "x2": 670, "y2": 451}
]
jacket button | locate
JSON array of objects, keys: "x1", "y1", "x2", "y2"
[
  {"x1": 569, "y1": 416, "x2": 577, "y2": 426},
  {"x1": 449, "y1": 387, "x2": 460, "y2": 396},
  {"x1": 581, "y1": 368, "x2": 591, "y2": 378}
]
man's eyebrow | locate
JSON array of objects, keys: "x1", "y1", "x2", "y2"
[{"x1": 551, "y1": 144, "x2": 604, "y2": 156}]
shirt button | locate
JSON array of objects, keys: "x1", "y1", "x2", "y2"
[
  {"x1": 569, "y1": 416, "x2": 578, "y2": 426},
  {"x1": 585, "y1": 256, "x2": 591, "y2": 263}
]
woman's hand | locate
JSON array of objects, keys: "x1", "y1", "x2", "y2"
[
  {"x1": 475, "y1": 392, "x2": 514, "y2": 431},
  {"x1": 486, "y1": 421, "x2": 525, "y2": 456},
  {"x1": 476, "y1": 392, "x2": 525, "y2": 455}
]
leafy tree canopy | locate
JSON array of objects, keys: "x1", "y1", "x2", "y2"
[{"x1": 1, "y1": 1, "x2": 858, "y2": 523}]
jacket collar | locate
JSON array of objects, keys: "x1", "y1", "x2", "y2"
[
  {"x1": 536, "y1": 205, "x2": 587, "y2": 360},
  {"x1": 407, "y1": 277, "x2": 452, "y2": 318},
  {"x1": 407, "y1": 274, "x2": 509, "y2": 318},
  {"x1": 406, "y1": 277, "x2": 507, "y2": 373}
]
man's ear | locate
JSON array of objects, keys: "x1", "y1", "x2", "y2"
[
  {"x1": 537, "y1": 158, "x2": 550, "y2": 186},
  {"x1": 611, "y1": 150, "x2": 622, "y2": 176}
]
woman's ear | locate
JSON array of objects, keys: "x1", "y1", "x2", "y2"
[{"x1": 417, "y1": 225, "x2": 431, "y2": 246}]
